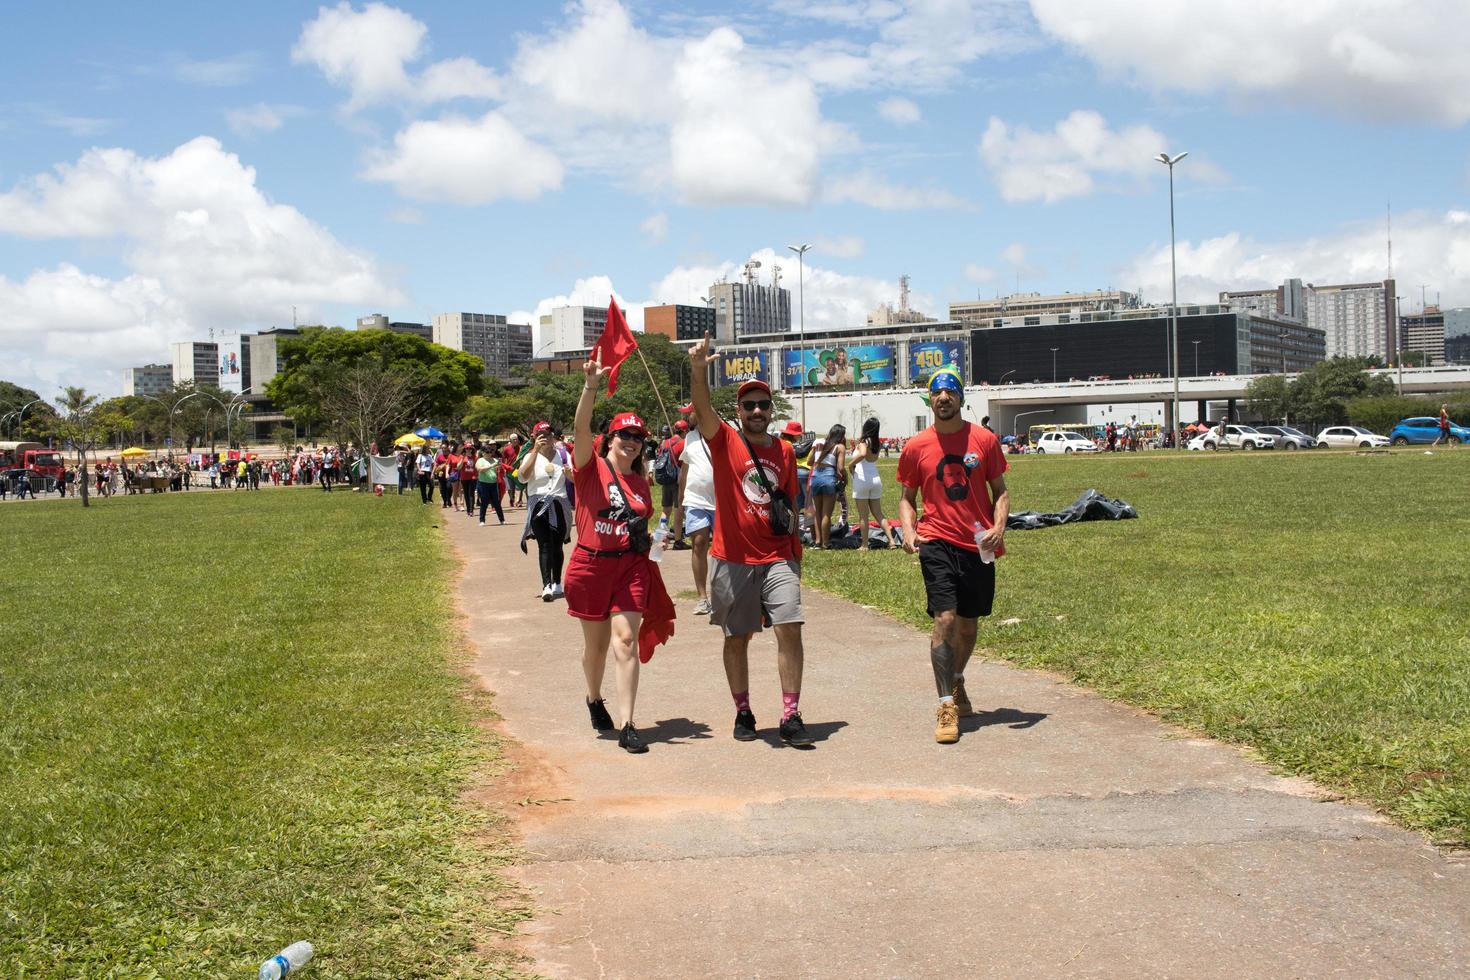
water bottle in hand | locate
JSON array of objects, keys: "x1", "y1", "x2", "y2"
[
  {"x1": 649, "y1": 517, "x2": 669, "y2": 563},
  {"x1": 972, "y1": 521, "x2": 995, "y2": 564},
  {"x1": 259, "y1": 941, "x2": 313, "y2": 980}
]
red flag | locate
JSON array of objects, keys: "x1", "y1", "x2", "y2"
[{"x1": 591, "y1": 296, "x2": 637, "y2": 395}]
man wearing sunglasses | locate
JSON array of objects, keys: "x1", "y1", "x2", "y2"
[{"x1": 689, "y1": 334, "x2": 814, "y2": 747}]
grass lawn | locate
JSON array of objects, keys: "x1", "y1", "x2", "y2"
[
  {"x1": 804, "y1": 448, "x2": 1470, "y2": 845},
  {"x1": 0, "y1": 490, "x2": 525, "y2": 976}
]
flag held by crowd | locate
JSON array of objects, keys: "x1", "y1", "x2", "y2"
[{"x1": 591, "y1": 297, "x2": 637, "y2": 396}]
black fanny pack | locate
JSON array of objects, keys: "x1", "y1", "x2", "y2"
[{"x1": 738, "y1": 429, "x2": 794, "y2": 538}]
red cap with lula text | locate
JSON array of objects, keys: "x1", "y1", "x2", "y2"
[
  {"x1": 532, "y1": 421, "x2": 552, "y2": 435},
  {"x1": 608, "y1": 412, "x2": 647, "y2": 436}
]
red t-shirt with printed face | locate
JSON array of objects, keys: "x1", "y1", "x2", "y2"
[
  {"x1": 708, "y1": 422, "x2": 800, "y2": 565},
  {"x1": 573, "y1": 455, "x2": 653, "y2": 553},
  {"x1": 896, "y1": 422, "x2": 1010, "y2": 555}
]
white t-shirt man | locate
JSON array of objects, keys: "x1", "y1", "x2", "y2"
[{"x1": 680, "y1": 425, "x2": 716, "y2": 512}]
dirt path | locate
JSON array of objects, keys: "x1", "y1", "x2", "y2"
[{"x1": 448, "y1": 512, "x2": 1468, "y2": 978}]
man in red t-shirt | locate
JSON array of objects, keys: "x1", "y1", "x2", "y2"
[
  {"x1": 689, "y1": 335, "x2": 813, "y2": 747},
  {"x1": 657, "y1": 423, "x2": 686, "y2": 526},
  {"x1": 499, "y1": 435, "x2": 522, "y2": 508},
  {"x1": 897, "y1": 367, "x2": 1010, "y2": 745}
]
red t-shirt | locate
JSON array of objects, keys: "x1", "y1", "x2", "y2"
[
  {"x1": 499, "y1": 443, "x2": 518, "y2": 474},
  {"x1": 707, "y1": 423, "x2": 800, "y2": 565},
  {"x1": 457, "y1": 456, "x2": 477, "y2": 481},
  {"x1": 897, "y1": 422, "x2": 1010, "y2": 555},
  {"x1": 574, "y1": 455, "x2": 653, "y2": 553}
]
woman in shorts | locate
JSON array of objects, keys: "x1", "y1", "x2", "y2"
[
  {"x1": 848, "y1": 417, "x2": 896, "y2": 550},
  {"x1": 807, "y1": 424, "x2": 846, "y2": 549},
  {"x1": 563, "y1": 355, "x2": 657, "y2": 754}
]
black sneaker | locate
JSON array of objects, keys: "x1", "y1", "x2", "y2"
[
  {"x1": 618, "y1": 723, "x2": 648, "y2": 754},
  {"x1": 586, "y1": 698, "x2": 614, "y2": 732},
  {"x1": 733, "y1": 709, "x2": 758, "y2": 742},
  {"x1": 779, "y1": 712, "x2": 815, "y2": 747}
]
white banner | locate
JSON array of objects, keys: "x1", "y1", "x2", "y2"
[{"x1": 369, "y1": 454, "x2": 399, "y2": 486}]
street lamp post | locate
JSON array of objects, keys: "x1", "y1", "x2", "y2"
[
  {"x1": 1192, "y1": 339, "x2": 1202, "y2": 376},
  {"x1": 1279, "y1": 329, "x2": 1290, "y2": 375},
  {"x1": 11, "y1": 398, "x2": 43, "y2": 438},
  {"x1": 169, "y1": 390, "x2": 202, "y2": 457},
  {"x1": 1395, "y1": 295, "x2": 1404, "y2": 395},
  {"x1": 1050, "y1": 347, "x2": 1059, "y2": 382},
  {"x1": 1156, "y1": 151, "x2": 1188, "y2": 445},
  {"x1": 787, "y1": 243, "x2": 812, "y2": 429}
]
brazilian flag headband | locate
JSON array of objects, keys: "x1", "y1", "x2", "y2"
[{"x1": 921, "y1": 365, "x2": 964, "y2": 407}]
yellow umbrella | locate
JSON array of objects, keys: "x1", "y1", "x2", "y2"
[
  {"x1": 120, "y1": 447, "x2": 150, "y2": 458},
  {"x1": 394, "y1": 433, "x2": 426, "y2": 447}
]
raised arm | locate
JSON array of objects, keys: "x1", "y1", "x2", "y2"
[
  {"x1": 574, "y1": 352, "x2": 610, "y2": 469},
  {"x1": 688, "y1": 333, "x2": 720, "y2": 441}
]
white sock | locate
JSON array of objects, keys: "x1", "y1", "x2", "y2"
[{"x1": 938, "y1": 695, "x2": 955, "y2": 704}]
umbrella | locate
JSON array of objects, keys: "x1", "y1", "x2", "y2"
[
  {"x1": 394, "y1": 433, "x2": 426, "y2": 446},
  {"x1": 120, "y1": 447, "x2": 150, "y2": 458},
  {"x1": 415, "y1": 426, "x2": 445, "y2": 440}
]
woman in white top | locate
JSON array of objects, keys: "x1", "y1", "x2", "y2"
[
  {"x1": 518, "y1": 421, "x2": 572, "y2": 600},
  {"x1": 848, "y1": 417, "x2": 896, "y2": 550},
  {"x1": 807, "y1": 424, "x2": 845, "y2": 549}
]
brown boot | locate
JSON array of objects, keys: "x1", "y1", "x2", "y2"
[
  {"x1": 952, "y1": 677, "x2": 974, "y2": 718},
  {"x1": 935, "y1": 700, "x2": 959, "y2": 744}
]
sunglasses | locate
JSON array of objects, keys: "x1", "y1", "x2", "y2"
[
  {"x1": 740, "y1": 399, "x2": 772, "y2": 412},
  {"x1": 613, "y1": 428, "x2": 646, "y2": 443}
]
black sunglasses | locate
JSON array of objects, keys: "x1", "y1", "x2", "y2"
[
  {"x1": 613, "y1": 428, "x2": 646, "y2": 443},
  {"x1": 740, "y1": 399, "x2": 772, "y2": 412}
]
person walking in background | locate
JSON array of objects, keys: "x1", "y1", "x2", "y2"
[
  {"x1": 500, "y1": 435, "x2": 523, "y2": 508},
  {"x1": 897, "y1": 366, "x2": 1010, "y2": 745},
  {"x1": 475, "y1": 448, "x2": 505, "y2": 525},
  {"x1": 415, "y1": 446, "x2": 435, "y2": 503},
  {"x1": 458, "y1": 442, "x2": 478, "y2": 516},
  {"x1": 677, "y1": 409, "x2": 717, "y2": 615},
  {"x1": 396, "y1": 447, "x2": 409, "y2": 495},
  {"x1": 519, "y1": 421, "x2": 572, "y2": 600},
  {"x1": 433, "y1": 443, "x2": 454, "y2": 509},
  {"x1": 807, "y1": 424, "x2": 846, "y2": 549},
  {"x1": 1432, "y1": 403, "x2": 1454, "y2": 447},
  {"x1": 848, "y1": 417, "x2": 897, "y2": 550},
  {"x1": 563, "y1": 354, "x2": 667, "y2": 754},
  {"x1": 689, "y1": 335, "x2": 814, "y2": 748}
]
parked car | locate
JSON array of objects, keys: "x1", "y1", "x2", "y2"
[
  {"x1": 1185, "y1": 424, "x2": 1276, "y2": 451},
  {"x1": 1255, "y1": 425, "x2": 1318, "y2": 450},
  {"x1": 1388, "y1": 416, "x2": 1469, "y2": 446},
  {"x1": 1316, "y1": 425, "x2": 1390, "y2": 448},
  {"x1": 1036, "y1": 430, "x2": 1099, "y2": 454}
]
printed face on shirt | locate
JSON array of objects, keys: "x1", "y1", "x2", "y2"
[
  {"x1": 937, "y1": 454, "x2": 971, "y2": 501},
  {"x1": 595, "y1": 477, "x2": 646, "y2": 537},
  {"x1": 739, "y1": 459, "x2": 782, "y2": 507}
]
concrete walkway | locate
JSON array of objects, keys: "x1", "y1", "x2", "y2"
[{"x1": 447, "y1": 512, "x2": 1469, "y2": 978}]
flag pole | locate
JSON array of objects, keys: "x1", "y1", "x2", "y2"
[{"x1": 632, "y1": 342, "x2": 674, "y2": 434}]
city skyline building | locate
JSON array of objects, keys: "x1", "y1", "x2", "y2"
[
  {"x1": 708, "y1": 277, "x2": 791, "y2": 342},
  {"x1": 644, "y1": 303, "x2": 715, "y2": 342},
  {"x1": 950, "y1": 289, "x2": 1142, "y2": 324},
  {"x1": 358, "y1": 313, "x2": 432, "y2": 341},
  {"x1": 170, "y1": 341, "x2": 219, "y2": 389},
  {"x1": 433, "y1": 312, "x2": 531, "y2": 379},
  {"x1": 539, "y1": 305, "x2": 607, "y2": 355},
  {"x1": 247, "y1": 328, "x2": 302, "y2": 394},
  {"x1": 1400, "y1": 306, "x2": 1446, "y2": 365},
  {"x1": 122, "y1": 364, "x2": 173, "y2": 398}
]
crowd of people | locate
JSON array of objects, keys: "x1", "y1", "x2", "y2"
[{"x1": 500, "y1": 346, "x2": 1010, "y2": 754}]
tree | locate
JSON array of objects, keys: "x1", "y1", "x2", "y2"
[
  {"x1": 55, "y1": 387, "x2": 99, "y2": 508},
  {"x1": 1, "y1": 380, "x2": 60, "y2": 440},
  {"x1": 1287, "y1": 357, "x2": 1395, "y2": 429},
  {"x1": 1245, "y1": 374, "x2": 1294, "y2": 425},
  {"x1": 314, "y1": 359, "x2": 426, "y2": 454},
  {"x1": 267, "y1": 327, "x2": 485, "y2": 430}
]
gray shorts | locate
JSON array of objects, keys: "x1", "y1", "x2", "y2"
[{"x1": 709, "y1": 558, "x2": 803, "y2": 637}]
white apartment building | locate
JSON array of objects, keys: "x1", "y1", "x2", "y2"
[
  {"x1": 123, "y1": 364, "x2": 173, "y2": 397},
  {"x1": 433, "y1": 312, "x2": 532, "y2": 378},
  {"x1": 539, "y1": 306, "x2": 608, "y2": 355},
  {"x1": 170, "y1": 341, "x2": 219, "y2": 388},
  {"x1": 1302, "y1": 280, "x2": 1396, "y2": 359}
]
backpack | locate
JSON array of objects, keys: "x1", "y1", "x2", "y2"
[{"x1": 652, "y1": 440, "x2": 680, "y2": 486}]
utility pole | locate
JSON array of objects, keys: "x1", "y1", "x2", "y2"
[
  {"x1": 1156, "y1": 151, "x2": 1188, "y2": 445},
  {"x1": 787, "y1": 243, "x2": 812, "y2": 430}
]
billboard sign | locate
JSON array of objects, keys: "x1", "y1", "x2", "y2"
[
  {"x1": 716, "y1": 350, "x2": 769, "y2": 387},
  {"x1": 908, "y1": 338, "x2": 968, "y2": 385},
  {"x1": 218, "y1": 337, "x2": 244, "y2": 393},
  {"x1": 781, "y1": 344, "x2": 896, "y2": 388}
]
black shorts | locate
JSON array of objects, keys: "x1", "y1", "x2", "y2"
[
  {"x1": 660, "y1": 481, "x2": 677, "y2": 507},
  {"x1": 919, "y1": 539, "x2": 996, "y2": 619}
]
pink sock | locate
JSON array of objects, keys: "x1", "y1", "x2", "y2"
[
  {"x1": 732, "y1": 691, "x2": 751, "y2": 712},
  {"x1": 782, "y1": 691, "x2": 800, "y2": 721}
]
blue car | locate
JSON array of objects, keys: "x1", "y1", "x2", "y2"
[{"x1": 1388, "y1": 416, "x2": 1469, "y2": 445}]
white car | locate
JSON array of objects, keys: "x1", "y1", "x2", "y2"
[
  {"x1": 1316, "y1": 425, "x2": 1390, "y2": 449},
  {"x1": 1186, "y1": 424, "x2": 1276, "y2": 451},
  {"x1": 1036, "y1": 430, "x2": 1099, "y2": 454}
]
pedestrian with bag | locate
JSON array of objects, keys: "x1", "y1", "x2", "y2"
[
  {"x1": 519, "y1": 421, "x2": 572, "y2": 600},
  {"x1": 475, "y1": 447, "x2": 505, "y2": 525}
]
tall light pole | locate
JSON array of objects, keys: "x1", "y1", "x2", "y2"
[
  {"x1": 12, "y1": 397, "x2": 43, "y2": 438},
  {"x1": 1156, "y1": 151, "x2": 1187, "y2": 445},
  {"x1": 1395, "y1": 295, "x2": 1404, "y2": 394},
  {"x1": 170, "y1": 390, "x2": 202, "y2": 458},
  {"x1": 787, "y1": 243, "x2": 812, "y2": 429},
  {"x1": 1050, "y1": 347, "x2": 1059, "y2": 382}
]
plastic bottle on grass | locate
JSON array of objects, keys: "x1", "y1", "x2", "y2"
[
  {"x1": 972, "y1": 521, "x2": 995, "y2": 564},
  {"x1": 259, "y1": 941, "x2": 314, "y2": 979},
  {"x1": 650, "y1": 516, "x2": 669, "y2": 563}
]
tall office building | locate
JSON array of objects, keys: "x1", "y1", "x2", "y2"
[
  {"x1": 708, "y1": 280, "x2": 790, "y2": 342},
  {"x1": 247, "y1": 328, "x2": 302, "y2": 392},
  {"x1": 433, "y1": 312, "x2": 532, "y2": 378},
  {"x1": 1399, "y1": 307, "x2": 1446, "y2": 365},
  {"x1": 644, "y1": 303, "x2": 715, "y2": 342},
  {"x1": 1302, "y1": 279, "x2": 1396, "y2": 360},
  {"x1": 358, "y1": 313, "x2": 432, "y2": 341},
  {"x1": 170, "y1": 341, "x2": 219, "y2": 388},
  {"x1": 540, "y1": 306, "x2": 608, "y2": 355},
  {"x1": 1221, "y1": 278, "x2": 1306, "y2": 323},
  {"x1": 123, "y1": 364, "x2": 173, "y2": 397}
]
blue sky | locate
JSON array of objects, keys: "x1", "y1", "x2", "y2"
[{"x1": 2, "y1": 0, "x2": 1467, "y2": 397}]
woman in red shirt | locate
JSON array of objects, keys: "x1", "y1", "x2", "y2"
[{"x1": 563, "y1": 356, "x2": 657, "y2": 754}]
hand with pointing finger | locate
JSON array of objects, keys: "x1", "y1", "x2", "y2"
[{"x1": 690, "y1": 332, "x2": 713, "y2": 371}]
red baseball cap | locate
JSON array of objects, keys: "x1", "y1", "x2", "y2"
[
  {"x1": 678, "y1": 402, "x2": 694, "y2": 414},
  {"x1": 782, "y1": 420, "x2": 803, "y2": 437},
  {"x1": 674, "y1": 419, "x2": 689, "y2": 432},
  {"x1": 608, "y1": 412, "x2": 647, "y2": 436},
  {"x1": 531, "y1": 421, "x2": 552, "y2": 435},
  {"x1": 737, "y1": 378, "x2": 771, "y2": 400}
]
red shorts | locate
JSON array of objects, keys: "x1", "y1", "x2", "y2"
[{"x1": 564, "y1": 548, "x2": 651, "y2": 621}]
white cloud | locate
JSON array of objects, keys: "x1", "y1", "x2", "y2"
[
  {"x1": 669, "y1": 28, "x2": 825, "y2": 207},
  {"x1": 225, "y1": 103, "x2": 305, "y2": 137},
  {"x1": 877, "y1": 96, "x2": 921, "y2": 125},
  {"x1": 824, "y1": 170, "x2": 969, "y2": 210},
  {"x1": 1030, "y1": 0, "x2": 1470, "y2": 126},
  {"x1": 0, "y1": 137, "x2": 400, "y2": 395},
  {"x1": 639, "y1": 212, "x2": 668, "y2": 243},
  {"x1": 979, "y1": 110, "x2": 1178, "y2": 203},
  {"x1": 812, "y1": 234, "x2": 866, "y2": 259},
  {"x1": 1116, "y1": 210, "x2": 1470, "y2": 308},
  {"x1": 362, "y1": 111, "x2": 564, "y2": 204},
  {"x1": 37, "y1": 112, "x2": 112, "y2": 137},
  {"x1": 1001, "y1": 242, "x2": 1026, "y2": 265},
  {"x1": 176, "y1": 52, "x2": 262, "y2": 87},
  {"x1": 964, "y1": 262, "x2": 996, "y2": 282},
  {"x1": 511, "y1": 275, "x2": 637, "y2": 352},
  {"x1": 293, "y1": 2, "x2": 500, "y2": 109},
  {"x1": 511, "y1": 0, "x2": 671, "y2": 122}
]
